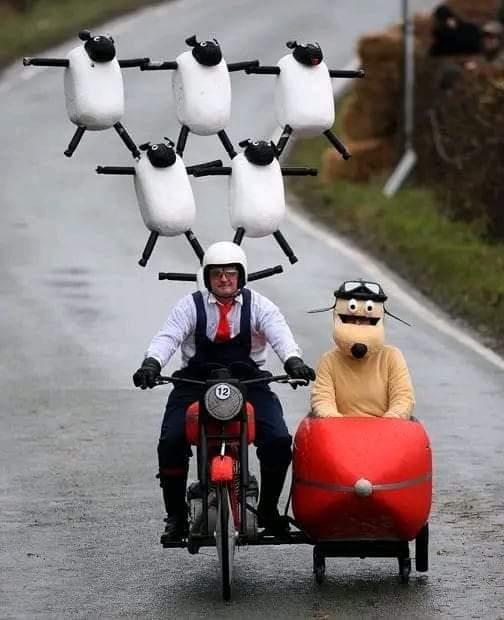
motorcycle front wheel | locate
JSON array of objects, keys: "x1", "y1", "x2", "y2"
[{"x1": 215, "y1": 484, "x2": 235, "y2": 600}]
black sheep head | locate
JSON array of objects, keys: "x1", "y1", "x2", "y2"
[
  {"x1": 79, "y1": 30, "x2": 116, "y2": 63},
  {"x1": 185, "y1": 34, "x2": 222, "y2": 66},
  {"x1": 286, "y1": 40, "x2": 323, "y2": 66},
  {"x1": 238, "y1": 139, "x2": 277, "y2": 166},
  {"x1": 139, "y1": 138, "x2": 176, "y2": 168}
]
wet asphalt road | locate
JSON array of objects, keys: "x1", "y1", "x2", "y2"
[{"x1": 1, "y1": 0, "x2": 504, "y2": 617}]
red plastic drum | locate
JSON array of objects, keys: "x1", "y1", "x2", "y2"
[{"x1": 292, "y1": 417, "x2": 432, "y2": 541}]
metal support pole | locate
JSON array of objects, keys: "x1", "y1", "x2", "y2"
[
  {"x1": 403, "y1": 0, "x2": 415, "y2": 153},
  {"x1": 383, "y1": 0, "x2": 417, "y2": 197}
]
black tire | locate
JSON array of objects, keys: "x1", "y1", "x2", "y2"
[
  {"x1": 415, "y1": 523, "x2": 429, "y2": 572},
  {"x1": 313, "y1": 546, "x2": 326, "y2": 585},
  {"x1": 398, "y1": 557, "x2": 411, "y2": 584},
  {"x1": 217, "y1": 485, "x2": 232, "y2": 601}
]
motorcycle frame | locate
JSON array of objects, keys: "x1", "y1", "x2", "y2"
[{"x1": 194, "y1": 378, "x2": 251, "y2": 539}]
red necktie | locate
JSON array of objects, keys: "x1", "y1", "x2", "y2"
[{"x1": 215, "y1": 302, "x2": 233, "y2": 342}]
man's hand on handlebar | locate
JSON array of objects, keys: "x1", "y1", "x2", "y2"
[
  {"x1": 281, "y1": 377, "x2": 310, "y2": 390},
  {"x1": 133, "y1": 357, "x2": 161, "y2": 389},
  {"x1": 284, "y1": 356, "x2": 316, "y2": 387}
]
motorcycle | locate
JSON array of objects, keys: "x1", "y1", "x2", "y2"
[
  {"x1": 153, "y1": 370, "x2": 432, "y2": 598},
  {"x1": 154, "y1": 369, "x2": 308, "y2": 600}
]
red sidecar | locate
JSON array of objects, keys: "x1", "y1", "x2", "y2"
[{"x1": 292, "y1": 417, "x2": 432, "y2": 583}]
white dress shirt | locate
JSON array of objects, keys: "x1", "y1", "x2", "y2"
[{"x1": 146, "y1": 288, "x2": 301, "y2": 368}]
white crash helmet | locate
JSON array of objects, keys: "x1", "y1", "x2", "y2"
[{"x1": 202, "y1": 241, "x2": 248, "y2": 290}]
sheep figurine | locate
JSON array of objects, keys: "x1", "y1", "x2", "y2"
[
  {"x1": 246, "y1": 40, "x2": 365, "y2": 158},
  {"x1": 96, "y1": 138, "x2": 222, "y2": 266},
  {"x1": 192, "y1": 139, "x2": 317, "y2": 264},
  {"x1": 23, "y1": 30, "x2": 149, "y2": 158},
  {"x1": 141, "y1": 35, "x2": 259, "y2": 159}
]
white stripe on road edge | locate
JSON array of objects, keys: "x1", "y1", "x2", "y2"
[{"x1": 286, "y1": 207, "x2": 504, "y2": 372}]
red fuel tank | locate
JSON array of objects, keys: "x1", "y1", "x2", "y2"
[{"x1": 292, "y1": 417, "x2": 432, "y2": 541}]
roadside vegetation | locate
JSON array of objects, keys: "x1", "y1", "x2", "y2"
[
  {"x1": 287, "y1": 133, "x2": 504, "y2": 352},
  {"x1": 0, "y1": 0, "x2": 164, "y2": 68}
]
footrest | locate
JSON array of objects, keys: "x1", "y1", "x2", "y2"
[{"x1": 160, "y1": 535, "x2": 187, "y2": 548}]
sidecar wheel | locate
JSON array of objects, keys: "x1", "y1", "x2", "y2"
[
  {"x1": 415, "y1": 523, "x2": 429, "y2": 572},
  {"x1": 398, "y1": 557, "x2": 411, "y2": 584}
]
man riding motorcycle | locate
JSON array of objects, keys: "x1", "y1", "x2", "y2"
[{"x1": 133, "y1": 241, "x2": 315, "y2": 540}]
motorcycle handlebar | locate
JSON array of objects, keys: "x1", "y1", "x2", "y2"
[{"x1": 154, "y1": 374, "x2": 309, "y2": 387}]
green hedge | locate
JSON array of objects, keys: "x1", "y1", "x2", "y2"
[{"x1": 0, "y1": 0, "x2": 164, "y2": 67}]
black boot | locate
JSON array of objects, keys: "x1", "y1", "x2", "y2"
[
  {"x1": 257, "y1": 465, "x2": 290, "y2": 537},
  {"x1": 160, "y1": 475, "x2": 188, "y2": 543}
]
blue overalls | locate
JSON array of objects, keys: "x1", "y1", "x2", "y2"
[{"x1": 157, "y1": 288, "x2": 292, "y2": 481}]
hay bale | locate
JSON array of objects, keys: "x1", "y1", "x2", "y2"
[
  {"x1": 341, "y1": 52, "x2": 402, "y2": 141},
  {"x1": 350, "y1": 32, "x2": 404, "y2": 141},
  {"x1": 358, "y1": 30, "x2": 404, "y2": 63},
  {"x1": 342, "y1": 90, "x2": 400, "y2": 140},
  {"x1": 321, "y1": 138, "x2": 397, "y2": 184}
]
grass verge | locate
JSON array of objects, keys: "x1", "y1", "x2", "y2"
[
  {"x1": 0, "y1": 0, "x2": 165, "y2": 69},
  {"x1": 287, "y1": 135, "x2": 504, "y2": 352}
]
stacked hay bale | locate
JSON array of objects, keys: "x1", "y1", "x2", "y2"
[
  {"x1": 321, "y1": 1, "x2": 500, "y2": 187},
  {"x1": 322, "y1": 27, "x2": 405, "y2": 184}
]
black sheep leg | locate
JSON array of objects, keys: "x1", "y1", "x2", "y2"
[
  {"x1": 185, "y1": 230, "x2": 204, "y2": 263},
  {"x1": 113, "y1": 122, "x2": 140, "y2": 159},
  {"x1": 323, "y1": 130, "x2": 351, "y2": 160},
  {"x1": 217, "y1": 130, "x2": 237, "y2": 160},
  {"x1": 176, "y1": 126, "x2": 190, "y2": 156},
  {"x1": 276, "y1": 125, "x2": 293, "y2": 158},
  {"x1": 64, "y1": 127, "x2": 86, "y2": 157},
  {"x1": 273, "y1": 230, "x2": 298, "y2": 264},
  {"x1": 138, "y1": 231, "x2": 159, "y2": 267},
  {"x1": 233, "y1": 228, "x2": 245, "y2": 245},
  {"x1": 233, "y1": 226, "x2": 245, "y2": 245}
]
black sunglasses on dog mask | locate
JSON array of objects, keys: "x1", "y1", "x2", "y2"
[
  {"x1": 337, "y1": 280, "x2": 387, "y2": 301},
  {"x1": 307, "y1": 280, "x2": 411, "y2": 326}
]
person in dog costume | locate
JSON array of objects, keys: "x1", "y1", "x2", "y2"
[{"x1": 310, "y1": 279, "x2": 415, "y2": 419}]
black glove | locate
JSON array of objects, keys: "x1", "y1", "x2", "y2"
[
  {"x1": 284, "y1": 356, "x2": 316, "y2": 382},
  {"x1": 133, "y1": 357, "x2": 161, "y2": 389}
]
